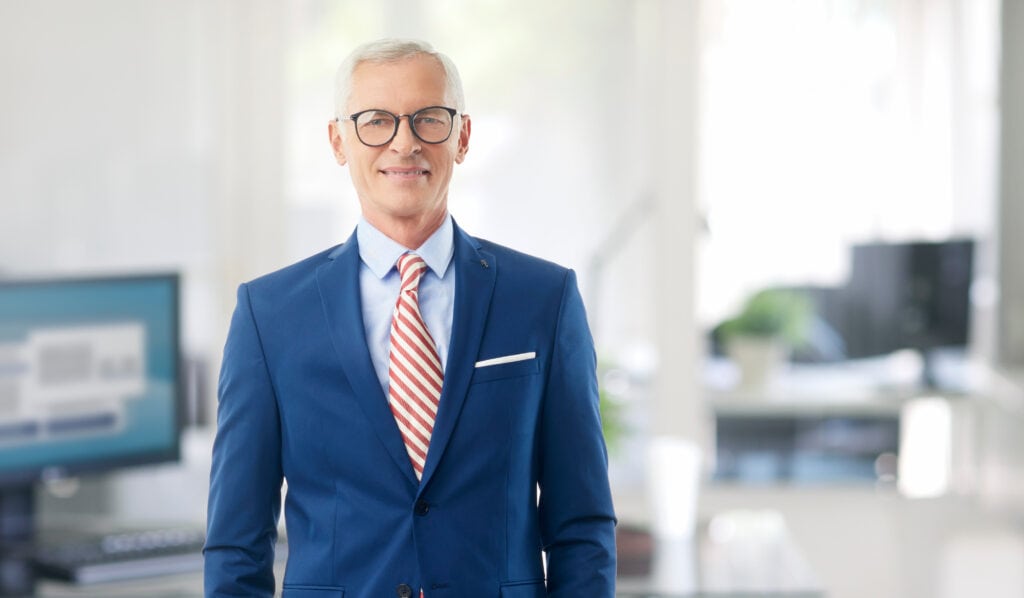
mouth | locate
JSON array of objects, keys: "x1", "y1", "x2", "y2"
[{"x1": 380, "y1": 167, "x2": 430, "y2": 178}]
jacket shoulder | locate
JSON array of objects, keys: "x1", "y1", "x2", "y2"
[
  {"x1": 242, "y1": 244, "x2": 342, "y2": 300},
  {"x1": 473, "y1": 237, "x2": 572, "y2": 284}
]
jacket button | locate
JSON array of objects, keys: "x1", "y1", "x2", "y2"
[
  {"x1": 396, "y1": 583, "x2": 413, "y2": 598},
  {"x1": 414, "y1": 500, "x2": 430, "y2": 516}
]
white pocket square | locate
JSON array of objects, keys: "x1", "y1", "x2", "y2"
[{"x1": 475, "y1": 352, "x2": 536, "y2": 368}]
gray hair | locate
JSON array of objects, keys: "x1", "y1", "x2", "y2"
[{"x1": 334, "y1": 38, "x2": 466, "y2": 117}]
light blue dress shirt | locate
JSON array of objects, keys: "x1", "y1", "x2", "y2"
[{"x1": 357, "y1": 214, "x2": 455, "y2": 394}]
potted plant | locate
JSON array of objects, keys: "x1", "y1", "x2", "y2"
[
  {"x1": 715, "y1": 289, "x2": 813, "y2": 388},
  {"x1": 597, "y1": 359, "x2": 628, "y2": 454}
]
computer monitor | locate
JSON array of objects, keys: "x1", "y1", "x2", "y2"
[
  {"x1": 841, "y1": 239, "x2": 974, "y2": 359},
  {"x1": 0, "y1": 274, "x2": 181, "y2": 561}
]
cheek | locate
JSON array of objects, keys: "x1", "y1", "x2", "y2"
[
  {"x1": 348, "y1": 152, "x2": 380, "y2": 177},
  {"x1": 347, "y1": 162, "x2": 375, "y2": 192},
  {"x1": 431, "y1": 149, "x2": 459, "y2": 173}
]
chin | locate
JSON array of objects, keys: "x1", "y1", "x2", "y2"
[{"x1": 379, "y1": 198, "x2": 444, "y2": 220}]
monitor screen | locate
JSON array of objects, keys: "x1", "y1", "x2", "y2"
[
  {"x1": 0, "y1": 274, "x2": 181, "y2": 487},
  {"x1": 842, "y1": 239, "x2": 974, "y2": 359}
]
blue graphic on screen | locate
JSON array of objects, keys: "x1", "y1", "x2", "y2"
[{"x1": 0, "y1": 276, "x2": 178, "y2": 479}]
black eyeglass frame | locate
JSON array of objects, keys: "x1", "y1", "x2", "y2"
[{"x1": 339, "y1": 106, "x2": 460, "y2": 147}]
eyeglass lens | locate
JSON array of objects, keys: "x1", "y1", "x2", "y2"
[{"x1": 354, "y1": 107, "x2": 454, "y2": 146}]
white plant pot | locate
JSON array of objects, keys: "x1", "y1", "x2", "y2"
[{"x1": 726, "y1": 336, "x2": 788, "y2": 389}]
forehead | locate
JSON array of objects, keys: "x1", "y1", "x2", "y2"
[{"x1": 348, "y1": 54, "x2": 449, "y2": 112}]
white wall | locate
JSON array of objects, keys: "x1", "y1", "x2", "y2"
[{"x1": 1, "y1": 2, "x2": 213, "y2": 295}]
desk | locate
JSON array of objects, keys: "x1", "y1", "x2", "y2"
[
  {"x1": 35, "y1": 512, "x2": 823, "y2": 597},
  {"x1": 38, "y1": 573, "x2": 207, "y2": 597},
  {"x1": 704, "y1": 355, "x2": 983, "y2": 488}
]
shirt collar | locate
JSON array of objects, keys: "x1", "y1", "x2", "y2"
[{"x1": 357, "y1": 214, "x2": 454, "y2": 280}]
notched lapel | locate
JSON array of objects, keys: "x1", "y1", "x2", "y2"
[
  {"x1": 419, "y1": 227, "x2": 496, "y2": 489},
  {"x1": 316, "y1": 236, "x2": 418, "y2": 486}
]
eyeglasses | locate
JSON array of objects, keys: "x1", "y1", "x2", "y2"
[{"x1": 340, "y1": 106, "x2": 459, "y2": 147}]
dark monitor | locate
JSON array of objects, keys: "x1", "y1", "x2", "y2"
[
  {"x1": 0, "y1": 273, "x2": 181, "y2": 589},
  {"x1": 841, "y1": 239, "x2": 974, "y2": 360}
]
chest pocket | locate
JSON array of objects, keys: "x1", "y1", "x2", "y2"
[{"x1": 470, "y1": 357, "x2": 539, "y2": 384}]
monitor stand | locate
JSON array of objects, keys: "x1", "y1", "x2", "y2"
[
  {"x1": 0, "y1": 485, "x2": 37, "y2": 596},
  {"x1": 920, "y1": 346, "x2": 968, "y2": 392}
]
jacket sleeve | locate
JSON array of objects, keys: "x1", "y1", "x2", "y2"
[
  {"x1": 204, "y1": 283, "x2": 283, "y2": 597},
  {"x1": 538, "y1": 270, "x2": 617, "y2": 596}
]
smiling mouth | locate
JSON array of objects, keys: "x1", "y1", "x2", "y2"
[{"x1": 381, "y1": 169, "x2": 429, "y2": 177}]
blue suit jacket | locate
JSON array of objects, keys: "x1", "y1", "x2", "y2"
[{"x1": 204, "y1": 223, "x2": 616, "y2": 597}]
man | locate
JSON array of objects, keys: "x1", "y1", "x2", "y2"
[{"x1": 204, "y1": 38, "x2": 616, "y2": 598}]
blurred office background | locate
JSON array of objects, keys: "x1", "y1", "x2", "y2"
[{"x1": 2, "y1": 0, "x2": 1024, "y2": 597}]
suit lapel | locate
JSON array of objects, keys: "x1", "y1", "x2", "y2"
[
  {"x1": 419, "y1": 225, "x2": 496, "y2": 490},
  {"x1": 316, "y1": 232, "x2": 418, "y2": 486}
]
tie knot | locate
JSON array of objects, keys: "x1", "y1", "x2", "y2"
[{"x1": 397, "y1": 253, "x2": 427, "y2": 291}]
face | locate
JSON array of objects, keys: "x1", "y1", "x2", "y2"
[{"x1": 328, "y1": 54, "x2": 471, "y2": 239}]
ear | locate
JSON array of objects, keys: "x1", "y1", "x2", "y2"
[
  {"x1": 328, "y1": 119, "x2": 348, "y2": 166},
  {"x1": 454, "y1": 114, "x2": 471, "y2": 164}
]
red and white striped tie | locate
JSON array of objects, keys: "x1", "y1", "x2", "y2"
[{"x1": 388, "y1": 253, "x2": 443, "y2": 481}]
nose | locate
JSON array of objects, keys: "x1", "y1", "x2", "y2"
[{"x1": 389, "y1": 116, "x2": 421, "y2": 155}]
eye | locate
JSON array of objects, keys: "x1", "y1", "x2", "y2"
[{"x1": 357, "y1": 111, "x2": 396, "y2": 128}]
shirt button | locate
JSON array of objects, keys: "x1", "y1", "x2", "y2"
[
  {"x1": 414, "y1": 500, "x2": 430, "y2": 516},
  {"x1": 396, "y1": 583, "x2": 414, "y2": 598}
]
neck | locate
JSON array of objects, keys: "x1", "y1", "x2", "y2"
[{"x1": 366, "y1": 210, "x2": 447, "y2": 250}]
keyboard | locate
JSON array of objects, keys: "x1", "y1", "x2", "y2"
[{"x1": 33, "y1": 527, "x2": 206, "y2": 585}]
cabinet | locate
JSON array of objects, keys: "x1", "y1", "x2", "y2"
[{"x1": 705, "y1": 357, "x2": 979, "y2": 496}]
